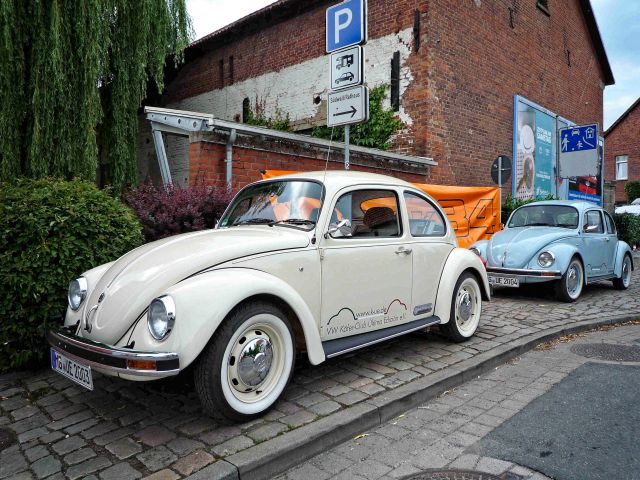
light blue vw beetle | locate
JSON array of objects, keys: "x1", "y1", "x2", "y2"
[{"x1": 470, "y1": 200, "x2": 633, "y2": 302}]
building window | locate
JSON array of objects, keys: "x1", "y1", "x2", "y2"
[
  {"x1": 219, "y1": 59, "x2": 224, "y2": 86},
  {"x1": 229, "y1": 56, "x2": 234, "y2": 84},
  {"x1": 616, "y1": 155, "x2": 628, "y2": 180}
]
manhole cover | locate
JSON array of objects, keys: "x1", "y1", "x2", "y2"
[
  {"x1": 0, "y1": 428, "x2": 16, "y2": 451},
  {"x1": 571, "y1": 343, "x2": 640, "y2": 362},
  {"x1": 401, "y1": 470, "x2": 522, "y2": 480}
]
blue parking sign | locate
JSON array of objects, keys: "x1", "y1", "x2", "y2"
[
  {"x1": 560, "y1": 124, "x2": 598, "y2": 153},
  {"x1": 326, "y1": 0, "x2": 366, "y2": 53}
]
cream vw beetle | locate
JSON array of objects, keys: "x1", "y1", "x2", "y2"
[{"x1": 48, "y1": 172, "x2": 489, "y2": 423}]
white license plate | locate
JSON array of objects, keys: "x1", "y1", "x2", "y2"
[
  {"x1": 488, "y1": 274, "x2": 520, "y2": 288},
  {"x1": 51, "y1": 349, "x2": 93, "y2": 390}
]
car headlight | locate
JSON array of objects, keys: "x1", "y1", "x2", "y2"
[
  {"x1": 538, "y1": 251, "x2": 555, "y2": 268},
  {"x1": 68, "y1": 277, "x2": 88, "y2": 311},
  {"x1": 469, "y1": 247, "x2": 481, "y2": 257},
  {"x1": 147, "y1": 295, "x2": 176, "y2": 341}
]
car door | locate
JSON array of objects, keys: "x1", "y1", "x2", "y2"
[
  {"x1": 602, "y1": 211, "x2": 619, "y2": 274},
  {"x1": 320, "y1": 187, "x2": 413, "y2": 341},
  {"x1": 582, "y1": 209, "x2": 607, "y2": 276},
  {"x1": 402, "y1": 191, "x2": 454, "y2": 318}
]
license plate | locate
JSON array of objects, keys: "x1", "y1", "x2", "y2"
[
  {"x1": 50, "y1": 349, "x2": 93, "y2": 390},
  {"x1": 488, "y1": 274, "x2": 520, "y2": 288}
]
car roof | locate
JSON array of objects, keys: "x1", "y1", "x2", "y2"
[
  {"x1": 518, "y1": 199, "x2": 601, "y2": 211},
  {"x1": 260, "y1": 170, "x2": 416, "y2": 190}
]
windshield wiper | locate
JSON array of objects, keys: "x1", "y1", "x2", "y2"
[
  {"x1": 235, "y1": 218, "x2": 275, "y2": 226},
  {"x1": 524, "y1": 223, "x2": 551, "y2": 227},
  {"x1": 271, "y1": 218, "x2": 317, "y2": 227}
]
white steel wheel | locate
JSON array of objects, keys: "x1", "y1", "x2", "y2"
[
  {"x1": 555, "y1": 257, "x2": 583, "y2": 302},
  {"x1": 194, "y1": 302, "x2": 295, "y2": 423},
  {"x1": 613, "y1": 254, "x2": 632, "y2": 290},
  {"x1": 442, "y1": 272, "x2": 482, "y2": 342}
]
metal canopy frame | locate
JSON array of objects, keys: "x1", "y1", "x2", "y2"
[{"x1": 144, "y1": 106, "x2": 436, "y2": 186}]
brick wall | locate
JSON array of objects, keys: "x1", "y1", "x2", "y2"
[
  {"x1": 604, "y1": 103, "x2": 640, "y2": 203},
  {"x1": 155, "y1": 0, "x2": 606, "y2": 191}
]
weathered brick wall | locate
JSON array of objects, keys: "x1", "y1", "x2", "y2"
[
  {"x1": 604, "y1": 104, "x2": 640, "y2": 202},
  {"x1": 156, "y1": 0, "x2": 606, "y2": 191}
]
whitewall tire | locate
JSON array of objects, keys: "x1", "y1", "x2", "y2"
[{"x1": 441, "y1": 272, "x2": 482, "y2": 342}]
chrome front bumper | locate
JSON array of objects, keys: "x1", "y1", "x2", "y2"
[
  {"x1": 46, "y1": 326, "x2": 180, "y2": 378},
  {"x1": 486, "y1": 267, "x2": 562, "y2": 279}
]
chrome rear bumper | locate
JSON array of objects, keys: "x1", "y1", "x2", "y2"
[{"x1": 46, "y1": 326, "x2": 180, "y2": 378}]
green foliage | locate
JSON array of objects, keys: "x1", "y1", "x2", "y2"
[
  {"x1": 612, "y1": 213, "x2": 640, "y2": 247},
  {"x1": 0, "y1": 1, "x2": 191, "y2": 191},
  {"x1": 311, "y1": 85, "x2": 402, "y2": 150},
  {"x1": 501, "y1": 194, "x2": 557, "y2": 223},
  {"x1": 0, "y1": 178, "x2": 144, "y2": 371},
  {"x1": 244, "y1": 98, "x2": 291, "y2": 131},
  {"x1": 624, "y1": 181, "x2": 640, "y2": 204}
]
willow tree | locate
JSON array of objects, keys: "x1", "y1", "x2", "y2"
[{"x1": 0, "y1": 0, "x2": 190, "y2": 190}]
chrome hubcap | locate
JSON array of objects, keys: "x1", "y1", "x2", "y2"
[
  {"x1": 456, "y1": 282, "x2": 478, "y2": 331},
  {"x1": 623, "y1": 258, "x2": 631, "y2": 285},
  {"x1": 228, "y1": 329, "x2": 275, "y2": 394},
  {"x1": 567, "y1": 264, "x2": 581, "y2": 296},
  {"x1": 458, "y1": 292, "x2": 472, "y2": 323}
]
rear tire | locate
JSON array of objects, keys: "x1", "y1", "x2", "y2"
[
  {"x1": 613, "y1": 254, "x2": 632, "y2": 290},
  {"x1": 555, "y1": 257, "x2": 583, "y2": 302},
  {"x1": 441, "y1": 272, "x2": 482, "y2": 343},
  {"x1": 194, "y1": 301, "x2": 295, "y2": 424}
]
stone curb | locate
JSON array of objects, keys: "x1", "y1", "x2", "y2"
[{"x1": 194, "y1": 313, "x2": 640, "y2": 480}]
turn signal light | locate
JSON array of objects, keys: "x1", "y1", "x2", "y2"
[
  {"x1": 541, "y1": 272, "x2": 556, "y2": 277},
  {"x1": 127, "y1": 359, "x2": 156, "y2": 370}
]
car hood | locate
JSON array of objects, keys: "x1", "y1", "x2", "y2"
[
  {"x1": 487, "y1": 227, "x2": 577, "y2": 268},
  {"x1": 80, "y1": 227, "x2": 310, "y2": 343}
]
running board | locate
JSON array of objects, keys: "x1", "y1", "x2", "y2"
[
  {"x1": 586, "y1": 274, "x2": 615, "y2": 284},
  {"x1": 322, "y1": 316, "x2": 441, "y2": 359}
]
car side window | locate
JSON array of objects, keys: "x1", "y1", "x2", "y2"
[
  {"x1": 403, "y1": 192, "x2": 446, "y2": 237},
  {"x1": 604, "y1": 212, "x2": 616, "y2": 235},
  {"x1": 584, "y1": 210, "x2": 604, "y2": 234},
  {"x1": 331, "y1": 189, "x2": 401, "y2": 238}
]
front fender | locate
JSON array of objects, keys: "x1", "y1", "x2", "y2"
[
  {"x1": 526, "y1": 243, "x2": 581, "y2": 274},
  {"x1": 126, "y1": 268, "x2": 324, "y2": 371},
  {"x1": 469, "y1": 240, "x2": 489, "y2": 260},
  {"x1": 435, "y1": 248, "x2": 490, "y2": 325},
  {"x1": 614, "y1": 241, "x2": 634, "y2": 277}
]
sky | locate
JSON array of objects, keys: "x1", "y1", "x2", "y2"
[{"x1": 186, "y1": 0, "x2": 640, "y2": 130}]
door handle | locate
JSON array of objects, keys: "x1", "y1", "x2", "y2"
[
  {"x1": 395, "y1": 247, "x2": 412, "y2": 255},
  {"x1": 605, "y1": 237, "x2": 610, "y2": 242}
]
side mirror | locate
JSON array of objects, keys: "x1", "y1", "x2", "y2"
[{"x1": 325, "y1": 219, "x2": 352, "y2": 238}]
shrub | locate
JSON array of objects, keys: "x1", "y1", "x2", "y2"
[
  {"x1": 625, "y1": 181, "x2": 640, "y2": 204},
  {"x1": 612, "y1": 213, "x2": 640, "y2": 247},
  {"x1": 0, "y1": 178, "x2": 143, "y2": 372},
  {"x1": 123, "y1": 182, "x2": 233, "y2": 242}
]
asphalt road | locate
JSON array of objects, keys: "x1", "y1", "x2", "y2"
[{"x1": 277, "y1": 323, "x2": 640, "y2": 480}]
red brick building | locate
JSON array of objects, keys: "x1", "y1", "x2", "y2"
[
  {"x1": 139, "y1": 0, "x2": 613, "y2": 191},
  {"x1": 604, "y1": 98, "x2": 640, "y2": 203}
]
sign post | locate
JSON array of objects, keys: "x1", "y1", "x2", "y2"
[{"x1": 326, "y1": 0, "x2": 368, "y2": 170}]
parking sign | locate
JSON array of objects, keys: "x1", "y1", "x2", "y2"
[{"x1": 326, "y1": 0, "x2": 366, "y2": 53}]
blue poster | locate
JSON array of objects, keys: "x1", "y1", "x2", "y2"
[{"x1": 534, "y1": 111, "x2": 554, "y2": 197}]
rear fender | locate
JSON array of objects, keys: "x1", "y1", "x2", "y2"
[
  {"x1": 614, "y1": 241, "x2": 634, "y2": 277},
  {"x1": 435, "y1": 248, "x2": 490, "y2": 325},
  {"x1": 125, "y1": 268, "x2": 324, "y2": 370}
]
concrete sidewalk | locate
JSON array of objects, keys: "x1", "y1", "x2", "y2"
[
  {"x1": 1, "y1": 277, "x2": 639, "y2": 480},
  {"x1": 276, "y1": 323, "x2": 640, "y2": 480}
]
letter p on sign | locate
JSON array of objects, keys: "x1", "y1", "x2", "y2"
[{"x1": 326, "y1": 0, "x2": 366, "y2": 53}]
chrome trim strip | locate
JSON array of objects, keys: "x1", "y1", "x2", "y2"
[
  {"x1": 487, "y1": 267, "x2": 562, "y2": 278},
  {"x1": 47, "y1": 328, "x2": 180, "y2": 378}
]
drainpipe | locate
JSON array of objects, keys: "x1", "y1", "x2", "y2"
[{"x1": 225, "y1": 128, "x2": 237, "y2": 189}]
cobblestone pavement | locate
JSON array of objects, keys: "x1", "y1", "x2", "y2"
[
  {"x1": 1, "y1": 276, "x2": 639, "y2": 479},
  {"x1": 276, "y1": 323, "x2": 640, "y2": 480}
]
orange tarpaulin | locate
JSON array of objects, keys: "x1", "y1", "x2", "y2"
[{"x1": 260, "y1": 170, "x2": 500, "y2": 247}]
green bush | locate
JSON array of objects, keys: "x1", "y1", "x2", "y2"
[
  {"x1": 625, "y1": 181, "x2": 640, "y2": 204},
  {"x1": 0, "y1": 178, "x2": 143, "y2": 372},
  {"x1": 612, "y1": 213, "x2": 640, "y2": 247}
]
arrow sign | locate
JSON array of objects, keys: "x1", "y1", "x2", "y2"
[
  {"x1": 327, "y1": 85, "x2": 368, "y2": 127},
  {"x1": 335, "y1": 106, "x2": 357, "y2": 118}
]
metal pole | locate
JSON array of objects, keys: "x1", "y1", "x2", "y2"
[
  {"x1": 498, "y1": 156, "x2": 502, "y2": 225},
  {"x1": 344, "y1": 125, "x2": 350, "y2": 170}
]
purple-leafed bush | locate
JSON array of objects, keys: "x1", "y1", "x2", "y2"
[{"x1": 124, "y1": 182, "x2": 233, "y2": 242}]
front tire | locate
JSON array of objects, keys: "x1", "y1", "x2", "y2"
[
  {"x1": 441, "y1": 272, "x2": 482, "y2": 342},
  {"x1": 555, "y1": 257, "x2": 583, "y2": 302},
  {"x1": 613, "y1": 254, "x2": 632, "y2": 290},
  {"x1": 194, "y1": 301, "x2": 295, "y2": 424}
]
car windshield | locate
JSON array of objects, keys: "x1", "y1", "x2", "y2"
[
  {"x1": 218, "y1": 180, "x2": 323, "y2": 230},
  {"x1": 508, "y1": 205, "x2": 579, "y2": 229}
]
